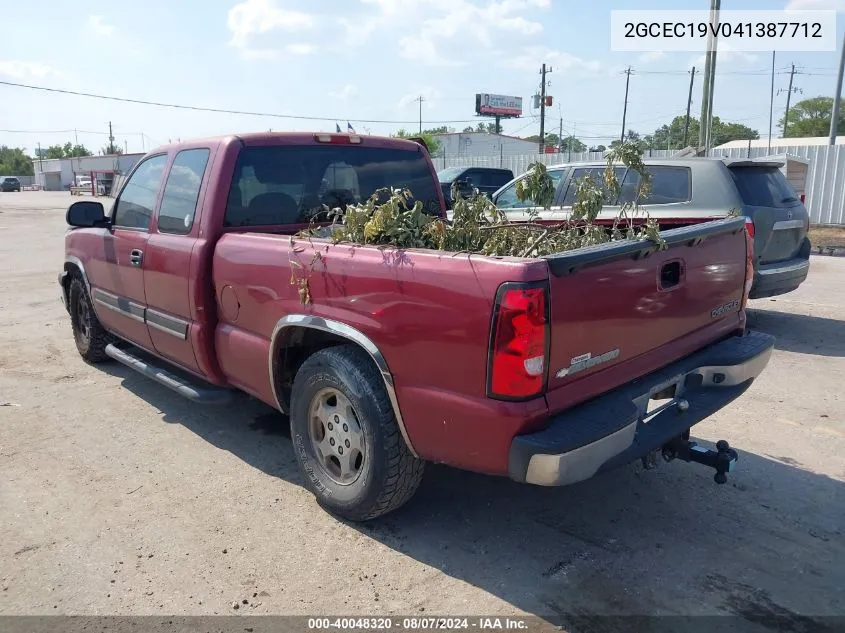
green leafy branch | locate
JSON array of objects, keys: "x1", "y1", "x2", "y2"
[{"x1": 290, "y1": 141, "x2": 666, "y2": 303}]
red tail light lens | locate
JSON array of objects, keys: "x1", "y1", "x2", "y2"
[
  {"x1": 488, "y1": 284, "x2": 549, "y2": 399},
  {"x1": 744, "y1": 216, "x2": 755, "y2": 239},
  {"x1": 800, "y1": 194, "x2": 806, "y2": 204}
]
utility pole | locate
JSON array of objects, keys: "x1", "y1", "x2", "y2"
[
  {"x1": 700, "y1": 0, "x2": 720, "y2": 153},
  {"x1": 108, "y1": 121, "x2": 115, "y2": 154},
  {"x1": 559, "y1": 117, "x2": 563, "y2": 154},
  {"x1": 37, "y1": 142, "x2": 43, "y2": 175},
  {"x1": 830, "y1": 32, "x2": 845, "y2": 144},
  {"x1": 74, "y1": 128, "x2": 79, "y2": 145},
  {"x1": 768, "y1": 52, "x2": 776, "y2": 153},
  {"x1": 124, "y1": 140, "x2": 128, "y2": 154},
  {"x1": 539, "y1": 63, "x2": 551, "y2": 153},
  {"x1": 414, "y1": 96, "x2": 424, "y2": 134},
  {"x1": 683, "y1": 67, "x2": 696, "y2": 147},
  {"x1": 621, "y1": 66, "x2": 632, "y2": 143},
  {"x1": 780, "y1": 64, "x2": 801, "y2": 137},
  {"x1": 705, "y1": 7, "x2": 719, "y2": 153}
]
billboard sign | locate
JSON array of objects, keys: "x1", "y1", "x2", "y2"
[{"x1": 476, "y1": 93, "x2": 522, "y2": 117}]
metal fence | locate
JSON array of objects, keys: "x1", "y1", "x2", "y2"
[{"x1": 437, "y1": 145, "x2": 845, "y2": 226}]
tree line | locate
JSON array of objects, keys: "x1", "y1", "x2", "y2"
[{"x1": 391, "y1": 96, "x2": 844, "y2": 156}]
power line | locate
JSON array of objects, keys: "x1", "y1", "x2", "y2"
[{"x1": 0, "y1": 79, "x2": 484, "y2": 126}]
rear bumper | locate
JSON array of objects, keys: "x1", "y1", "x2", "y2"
[
  {"x1": 508, "y1": 331, "x2": 774, "y2": 486},
  {"x1": 749, "y1": 238, "x2": 810, "y2": 299}
]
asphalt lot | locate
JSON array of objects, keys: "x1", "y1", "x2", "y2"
[{"x1": 1, "y1": 192, "x2": 843, "y2": 627}]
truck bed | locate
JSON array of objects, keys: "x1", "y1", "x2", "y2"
[{"x1": 211, "y1": 217, "x2": 750, "y2": 475}]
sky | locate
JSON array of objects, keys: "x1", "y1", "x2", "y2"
[{"x1": 2, "y1": 0, "x2": 845, "y2": 155}]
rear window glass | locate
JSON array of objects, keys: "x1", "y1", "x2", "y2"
[
  {"x1": 437, "y1": 167, "x2": 465, "y2": 183},
  {"x1": 729, "y1": 166, "x2": 798, "y2": 208},
  {"x1": 225, "y1": 146, "x2": 439, "y2": 227}
]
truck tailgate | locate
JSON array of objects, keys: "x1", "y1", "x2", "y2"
[{"x1": 543, "y1": 218, "x2": 748, "y2": 408}]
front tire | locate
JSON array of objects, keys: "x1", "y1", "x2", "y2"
[
  {"x1": 290, "y1": 344, "x2": 424, "y2": 521},
  {"x1": 68, "y1": 277, "x2": 112, "y2": 363}
]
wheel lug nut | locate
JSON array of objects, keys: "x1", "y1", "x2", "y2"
[
  {"x1": 329, "y1": 438, "x2": 335, "y2": 446},
  {"x1": 343, "y1": 423, "x2": 348, "y2": 432},
  {"x1": 345, "y1": 440, "x2": 350, "y2": 448},
  {"x1": 334, "y1": 415, "x2": 340, "y2": 423},
  {"x1": 338, "y1": 447, "x2": 344, "y2": 455},
  {"x1": 328, "y1": 423, "x2": 333, "y2": 430}
]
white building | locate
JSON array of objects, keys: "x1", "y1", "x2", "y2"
[
  {"x1": 433, "y1": 132, "x2": 538, "y2": 160},
  {"x1": 32, "y1": 153, "x2": 145, "y2": 192}
]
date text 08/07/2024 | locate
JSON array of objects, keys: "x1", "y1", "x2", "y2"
[{"x1": 307, "y1": 617, "x2": 529, "y2": 630}]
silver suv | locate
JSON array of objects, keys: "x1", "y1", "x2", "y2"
[{"x1": 491, "y1": 157, "x2": 810, "y2": 299}]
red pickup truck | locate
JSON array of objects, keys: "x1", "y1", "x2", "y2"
[{"x1": 60, "y1": 132, "x2": 774, "y2": 521}]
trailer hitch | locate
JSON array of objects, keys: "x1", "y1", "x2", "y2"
[{"x1": 661, "y1": 437, "x2": 739, "y2": 484}]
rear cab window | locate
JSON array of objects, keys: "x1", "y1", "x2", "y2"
[
  {"x1": 729, "y1": 166, "x2": 798, "y2": 208},
  {"x1": 225, "y1": 145, "x2": 440, "y2": 227},
  {"x1": 157, "y1": 148, "x2": 211, "y2": 234}
]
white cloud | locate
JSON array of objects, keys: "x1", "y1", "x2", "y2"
[
  {"x1": 285, "y1": 43, "x2": 315, "y2": 55},
  {"x1": 690, "y1": 44, "x2": 758, "y2": 69},
  {"x1": 0, "y1": 60, "x2": 59, "y2": 79},
  {"x1": 241, "y1": 48, "x2": 281, "y2": 61},
  {"x1": 328, "y1": 84, "x2": 359, "y2": 100},
  {"x1": 505, "y1": 47, "x2": 602, "y2": 74},
  {"x1": 638, "y1": 50, "x2": 666, "y2": 64},
  {"x1": 398, "y1": 34, "x2": 465, "y2": 66},
  {"x1": 785, "y1": 0, "x2": 845, "y2": 10},
  {"x1": 88, "y1": 15, "x2": 116, "y2": 36},
  {"x1": 343, "y1": 0, "x2": 550, "y2": 65},
  {"x1": 227, "y1": 0, "x2": 315, "y2": 56}
]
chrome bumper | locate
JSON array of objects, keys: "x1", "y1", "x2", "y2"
[{"x1": 509, "y1": 331, "x2": 775, "y2": 487}]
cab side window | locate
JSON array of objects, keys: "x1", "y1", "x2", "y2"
[{"x1": 157, "y1": 149, "x2": 211, "y2": 234}]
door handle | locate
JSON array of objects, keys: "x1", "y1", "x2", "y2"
[{"x1": 129, "y1": 249, "x2": 144, "y2": 267}]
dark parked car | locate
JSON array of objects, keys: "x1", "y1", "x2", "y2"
[
  {"x1": 437, "y1": 167, "x2": 514, "y2": 208},
  {"x1": 1, "y1": 177, "x2": 22, "y2": 192}
]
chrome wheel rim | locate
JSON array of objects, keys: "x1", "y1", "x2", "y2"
[{"x1": 308, "y1": 387, "x2": 366, "y2": 485}]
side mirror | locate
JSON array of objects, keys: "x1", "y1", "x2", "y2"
[{"x1": 67, "y1": 200, "x2": 108, "y2": 228}]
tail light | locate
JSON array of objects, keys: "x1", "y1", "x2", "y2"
[
  {"x1": 744, "y1": 216, "x2": 755, "y2": 239},
  {"x1": 741, "y1": 228, "x2": 755, "y2": 311},
  {"x1": 488, "y1": 283, "x2": 549, "y2": 400},
  {"x1": 800, "y1": 194, "x2": 806, "y2": 204}
]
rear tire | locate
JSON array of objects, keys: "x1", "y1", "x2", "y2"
[
  {"x1": 290, "y1": 344, "x2": 424, "y2": 521},
  {"x1": 68, "y1": 276, "x2": 112, "y2": 363}
]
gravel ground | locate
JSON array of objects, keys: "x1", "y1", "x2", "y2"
[{"x1": 0, "y1": 192, "x2": 843, "y2": 628}]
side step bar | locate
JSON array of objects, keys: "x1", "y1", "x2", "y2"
[{"x1": 105, "y1": 344, "x2": 233, "y2": 405}]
